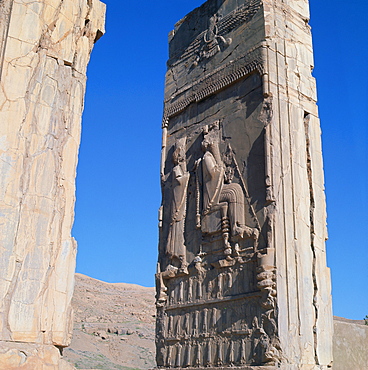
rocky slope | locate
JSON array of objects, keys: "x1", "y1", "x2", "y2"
[
  {"x1": 64, "y1": 274, "x2": 368, "y2": 370},
  {"x1": 63, "y1": 274, "x2": 156, "y2": 370}
]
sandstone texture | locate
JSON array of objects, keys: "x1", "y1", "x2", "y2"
[
  {"x1": 0, "y1": 0, "x2": 105, "y2": 367},
  {"x1": 65, "y1": 274, "x2": 367, "y2": 370},
  {"x1": 156, "y1": 0, "x2": 332, "y2": 369},
  {"x1": 0, "y1": 341, "x2": 74, "y2": 370}
]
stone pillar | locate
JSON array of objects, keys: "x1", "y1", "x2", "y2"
[
  {"x1": 0, "y1": 0, "x2": 105, "y2": 368},
  {"x1": 156, "y1": 0, "x2": 333, "y2": 369},
  {"x1": 263, "y1": 0, "x2": 333, "y2": 366}
]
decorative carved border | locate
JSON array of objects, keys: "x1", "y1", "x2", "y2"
[
  {"x1": 163, "y1": 47, "x2": 265, "y2": 124},
  {"x1": 218, "y1": 0, "x2": 262, "y2": 35},
  {"x1": 166, "y1": 290, "x2": 261, "y2": 311}
]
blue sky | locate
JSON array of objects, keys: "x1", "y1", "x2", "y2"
[{"x1": 73, "y1": 0, "x2": 368, "y2": 320}]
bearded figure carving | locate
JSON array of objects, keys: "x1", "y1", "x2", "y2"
[{"x1": 198, "y1": 124, "x2": 259, "y2": 259}]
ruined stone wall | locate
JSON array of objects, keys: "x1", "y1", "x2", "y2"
[
  {"x1": 0, "y1": 0, "x2": 105, "y2": 368},
  {"x1": 156, "y1": 0, "x2": 333, "y2": 369}
]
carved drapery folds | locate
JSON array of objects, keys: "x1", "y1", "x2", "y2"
[
  {"x1": 197, "y1": 123, "x2": 259, "y2": 261},
  {"x1": 159, "y1": 121, "x2": 260, "y2": 276},
  {"x1": 166, "y1": 138, "x2": 190, "y2": 272}
]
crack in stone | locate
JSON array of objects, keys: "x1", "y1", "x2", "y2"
[{"x1": 304, "y1": 112, "x2": 319, "y2": 365}]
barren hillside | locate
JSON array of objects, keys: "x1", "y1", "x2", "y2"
[{"x1": 64, "y1": 273, "x2": 156, "y2": 370}]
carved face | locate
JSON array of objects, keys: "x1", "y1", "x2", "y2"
[
  {"x1": 224, "y1": 167, "x2": 234, "y2": 183},
  {"x1": 173, "y1": 145, "x2": 185, "y2": 165},
  {"x1": 201, "y1": 138, "x2": 211, "y2": 152},
  {"x1": 202, "y1": 130, "x2": 218, "y2": 152}
]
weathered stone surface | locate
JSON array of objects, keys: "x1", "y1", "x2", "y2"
[
  {"x1": 0, "y1": 342, "x2": 74, "y2": 370},
  {"x1": 0, "y1": 0, "x2": 105, "y2": 367},
  {"x1": 333, "y1": 317, "x2": 368, "y2": 370},
  {"x1": 157, "y1": 0, "x2": 332, "y2": 369}
]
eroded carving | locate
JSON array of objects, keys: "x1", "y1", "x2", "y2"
[
  {"x1": 166, "y1": 345, "x2": 172, "y2": 367},
  {"x1": 192, "y1": 14, "x2": 232, "y2": 67},
  {"x1": 166, "y1": 138, "x2": 190, "y2": 273},
  {"x1": 252, "y1": 247, "x2": 282, "y2": 365},
  {"x1": 163, "y1": 47, "x2": 265, "y2": 123},
  {"x1": 206, "y1": 341, "x2": 212, "y2": 366},
  {"x1": 196, "y1": 123, "x2": 259, "y2": 260},
  {"x1": 175, "y1": 343, "x2": 182, "y2": 367},
  {"x1": 195, "y1": 342, "x2": 201, "y2": 366},
  {"x1": 155, "y1": 0, "x2": 331, "y2": 366},
  {"x1": 168, "y1": 0, "x2": 262, "y2": 68},
  {"x1": 216, "y1": 340, "x2": 223, "y2": 366}
]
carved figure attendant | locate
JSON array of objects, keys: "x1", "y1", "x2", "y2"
[
  {"x1": 227, "y1": 271, "x2": 233, "y2": 290},
  {"x1": 176, "y1": 343, "x2": 182, "y2": 367},
  {"x1": 228, "y1": 341, "x2": 234, "y2": 364},
  {"x1": 193, "y1": 311, "x2": 199, "y2": 336},
  {"x1": 166, "y1": 346, "x2": 172, "y2": 367},
  {"x1": 178, "y1": 280, "x2": 184, "y2": 303},
  {"x1": 185, "y1": 312, "x2": 190, "y2": 335},
  {"x1": 206, "y1": 341, "x2": 212, "y2": 366},
  {"x1": 240, "y1": 338, "x2": 247, "y2": 364},
  {"x1": 211, "y1": 308, "x2": 217, "y2": 330},
  {"x1": 185, "y1": 344, "x2": 191, "y2": 367},
  {"x1": 217, "y1": 341, "x2": 223, "y2": 366},
  {"x1": 188, "y1": 278, "x2": 193, "y2": 302},
  {"x1": 169, "y1": 288, "x2": 175, "y2": 304},
  {"x1": 175, "y1": 316, "x2": 182, "y2": 337},
  {"x1": 197, "y1": 278, "x2": 203, "y2": 299},
  {"x1": 203, "y1": 309, "x2": 208, "y2": 333},
  {"x1": 168, "y1": 315, "x2": 173, "y2": 337},
  {"x1": 217, "y1": 273, "x2": 223, "y2": 298},
  {"x1": 196, "y1": 342, "x2": 202, "y2": 366},
  {"x1": 166, "y1": 139, "x2": 190, "y2": 273}
]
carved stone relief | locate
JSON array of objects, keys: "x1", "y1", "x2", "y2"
[
  {"x1": 196, "y1": 122, "x2": 259, "y2": 260},
  {"x1": 157, "y1": 0, "x2": 333, "y2": 368},
  {"x1": 167, "y1": 0, "x2": 261, "y2": 69},
  {"x1": 157, "y1": 84, "x2": 278, "y2": 369},
  {"x1": 192, "y1": 13, "x2": 232, "y2": 67},
  {"x1": 166, "y1": 138, "x2": 190, "y2": 273}
]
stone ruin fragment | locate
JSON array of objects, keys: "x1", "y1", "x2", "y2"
[
  {"x1": 156, "y1": 0, "x2": 333, "y2": 369},
  {"x1": 0, "y1": 0, "x2": 105, "y2": 368}
]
